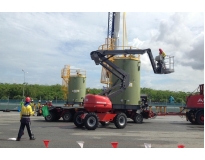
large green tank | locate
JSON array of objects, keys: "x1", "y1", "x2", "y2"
[
  {"x1": 67, "y1": 74, "x2": 86, "y2": 104},
  {"x1": 110, "y1": 58, "x2": 141, "y2": 105}
]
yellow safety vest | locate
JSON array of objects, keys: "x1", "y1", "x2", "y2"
[{"x1": 20, "y1": 105, "x2": 34, "y2": 119}]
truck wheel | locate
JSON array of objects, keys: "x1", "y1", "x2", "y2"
[
  {"x1": 84, "y1": 112, "x2": 99, "y2": 130},
  {"x1": 187, "y1": 111, "x2": 197, "y2": 124},
  {"x1": 45, "y1": 112, "x2": 55, "y2": 122},
  {"x1": 133, "y1": 113, "x2": 143, "y2": 123},
  {"x1": 196, "y1": 111, "x2": 204, "y2": 125},
  {"x1": 62, "y1": 112, "x2": 73, "y2": 122},
  {"x1": 114, "y1": 112, "x2": 127, "y2": 129},
  {"x1": 73, "y1": 111, "x2": 84, "y2": 127}
]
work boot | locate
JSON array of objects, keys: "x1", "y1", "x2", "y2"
[
  {"x1": 30, "y1": 137, "x2": 35, "y2": 140},
  {"x1": 30, "y1": 134, "x2": 35, "y2": 140}
]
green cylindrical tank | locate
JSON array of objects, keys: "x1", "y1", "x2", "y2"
[
  {"x1": 110, "y1": 58, "x2": 141, "y2": 105},
  {"x1": 67, "y1": 74, "x2": 86, "y2": 103}
]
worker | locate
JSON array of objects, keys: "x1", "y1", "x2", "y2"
[
  {"x1": 159, "y1": 48, "x2": 166, "y2": 60},
  {"x1": 158, "y1": 48, "x2": 166, "y2": 71},
  {"x1": 37, "y1": 100, "x2": 41, "y2": 110},
  {"x1": 16, "y1": 96, "x2": 35, "y2": 141},
  {"x1": 48, "y1": 100, "x2": 52, "y2": 107},
  {"x1": 30, "y1": 99, "x2": 34, "y2": 111},
  {"x1": 37, "y1": 100, "x2": 42, "y2": 116}
]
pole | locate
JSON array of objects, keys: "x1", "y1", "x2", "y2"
[
  {"x1": 22, "y1": 69, "x2": 25, "y2": 98},
  {"x1": 22, "y1": 69, "x2": 28, "y2": 99}
]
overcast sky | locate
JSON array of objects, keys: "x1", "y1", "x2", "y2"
[{"x1": 0, "y1": 2, "x2": 204, "y2": 93}]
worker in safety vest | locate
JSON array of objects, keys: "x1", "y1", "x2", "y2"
[
  {"x1": 159, "y1": 48, "x2": 166, "y2": 59},
  {"x1": 16, "y1": 96, "x2": 35, "y2": 141},
  {"x1": 37, "y1": 100, "x2": 41, "y2": 109},
  {"x1": 30, "y1": 99, "x2": 34, "y2": 110},
  {"x1": 37, "y1": 100, "x2": 42, "y2": 116}
]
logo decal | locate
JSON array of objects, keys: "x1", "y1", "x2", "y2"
[{"x1": 197, "y1": 98, "x2": 204, "y2": 103}]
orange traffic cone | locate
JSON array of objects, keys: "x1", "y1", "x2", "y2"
[
  {"x1": 111, "y1": 142, "x2": 118, "y2": 148},
  {"x1": 43, "y1": 140, "x2": 50, "y2": 148},
  {"x1": 178, "y1": 144, "x2": 185, "y2": 148}
]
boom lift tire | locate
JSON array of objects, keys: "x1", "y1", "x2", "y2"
[
  {"x1": 84, "y1": 112, "x2": 99, "y2": 130},
  {"x1": 73, "y1": 111, "x2": 85, "y2": 127},
  {"x1": 62, "y1": 112, "x2": 73, "y2": 122},
  {"x1": 114, "y1": 112, "x2": 127, "y2": 129},
  {"x1": 133, "y1": 113, "x2": 143, "y2": 123},
  {"x1": 196, "y1": 111, "x2": 204, "y2": 125},
  {"x1": 45, "y1": 112, "x2": 56, "y2": 122}
]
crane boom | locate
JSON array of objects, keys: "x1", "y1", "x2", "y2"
[{"x1": 91, "y1": 49, "x2": 174, "y2": 98}]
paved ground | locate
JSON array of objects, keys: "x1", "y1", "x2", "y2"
[{"x1": 0, "y1": 111, "x2": 204, "y2": 148}]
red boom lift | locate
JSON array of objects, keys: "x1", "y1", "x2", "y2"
[{"x1": 73, "y1": 49, "x2": 174, "y2": 130}]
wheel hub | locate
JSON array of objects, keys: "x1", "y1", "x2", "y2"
[
  {"x1": 76, "y1": 115, "x2": 83, "y2": 124},
  {"x1": 87, "y1": 117, "x2": 96, "y2": 127},
  {"x1": 119, "y1": 116, "x2": 125, "y2": 126},
  {"x1": 65, "y1": 114, "x2": 70, "y2": 120}
]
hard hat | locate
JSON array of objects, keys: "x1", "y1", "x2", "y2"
[
  {"x1": 159, "y1": 48, "x2": 163, "y2": 54},
  {"x1": 25, "y1": 97, "x2": 31, "y2": 102},
  {"x1": 31, "y1": 99, "x2": 34, "y2": 102},
  {"x1": 38, "y1": 100, "x2": 41, "y2": 102}
]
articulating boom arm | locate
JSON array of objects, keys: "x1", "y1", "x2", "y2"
[{"x1": 90, "y1": 49, "x2": 174, "y2": 98}]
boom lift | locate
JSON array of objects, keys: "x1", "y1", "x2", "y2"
[{"x1": 73, "y1": 49, "x2": 174, "y2": 130}]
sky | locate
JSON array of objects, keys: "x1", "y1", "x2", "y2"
[{"x1": 0, "y1": 1, "x2": 204, "y2": 93}]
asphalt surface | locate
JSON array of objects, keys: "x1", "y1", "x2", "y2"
[{"x1": 0, "y1": 111, "x2": 204, "y2": 148}]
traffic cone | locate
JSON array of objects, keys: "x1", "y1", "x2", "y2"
[
  {"x1": 178, "y1": 144, "x2": 185, "y2": 148},
  {"x1": 43, "y1": 140, "x2": 50, "y2": 148},
  {"x1": 111, "y1": 142, "x2": 118, "y2": 148},
  {"x1": 76, "y1": 141, "x2": 84, "y2": 148}
]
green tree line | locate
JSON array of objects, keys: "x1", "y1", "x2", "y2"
[{"x1": 0, "y1": 83, "x2": 190, "y2": 103}]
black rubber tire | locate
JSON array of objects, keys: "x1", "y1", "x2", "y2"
[
  {"x1": 73, "y1": 111, "x2": 84, "y2": 127},
  {"x1": 196, "y1": 111, "x2": 204, "y2": 125},
  {"x1": 84, "y1": 112, "x2": 99, "y2": 130},
  {"x1": 188, "y1": 116, "x2": 197, "y2": 124},
  {"x1": 133, "y1": 113, "x2": 143, "y2": 123},
  {"x1": 62, "y1": 112, "x2": 73, "y2": 122},
  {"x1": 114, "y1": 112, "x2": 127, "y2": 129},
  {"x1": 45, "y1": 112, "x2": 55, "y2": 122},
  {"x1": 100, "y1": 121, "x2": 110, "y2": 127},
  {"x1": 187, "y1": 111, "x2": 197, "y2": 124}
]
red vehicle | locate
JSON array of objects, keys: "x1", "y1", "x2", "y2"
[
  {"x1": 72, "y1": 49, "x2": 174, "y2": 130},
  {"x1": 185, "y1": 84, "x2": 204, "y2": 125}
]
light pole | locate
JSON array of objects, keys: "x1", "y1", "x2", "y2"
[{"x1": 22, "y1": 69, "x2": 28, "y2": 99}]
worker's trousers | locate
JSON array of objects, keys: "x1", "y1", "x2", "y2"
[{"x1": 17, "y1": 117, "x2": 34, "y2": 139}]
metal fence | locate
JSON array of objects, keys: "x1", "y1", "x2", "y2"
[
  {"x1": 0, "y1": 99, "x2": 67, "y2": 111},
  {"x1": 0, "y1": 99, "x2": 186, "y2": 112}
]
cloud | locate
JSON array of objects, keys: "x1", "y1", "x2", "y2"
[{"x1": 0, "y1": 12, "x2": 204, "y2": 92}]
